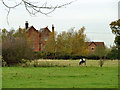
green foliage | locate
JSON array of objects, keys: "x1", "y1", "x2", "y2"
[
  {"x1": 110, "y1": 19, "x2": 120, "y2": 59},
  {"x1": 106, "y1": 46, "x2": 118, "y2": 60},
  {"x1": 110, "y1": 19, "x2": 120, "y2": 36},
  {"x1": 94, "y1": 46, "x2": 106, "y2": 67},
  {"x1": 2, "y1": 28, "x2": 34, "y2": 66},
  {"x1": 44, "y1": 27, "x2": 88, "y2": 58},
  {"x1": 34, "y1": 51, "x2": 45, "y2": 59},
  {"x1": 44, "y1": 32, "x2": 56, "y2": 54},
  {"x1": 94, "y1": 46, "x2": 106, "y2": 58},
  {"x1": 56, "y1": 27, "x2": 89, "y2": 56},
  {"x1": 56, "y1": 31, "x2": 72, "y2": 55},
  {"x1": 86, "y1": 55, "x2": 100, "y2": 60}
]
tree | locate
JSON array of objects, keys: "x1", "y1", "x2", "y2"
[
  {"x1": 56, "y1": 31, "x2": 72, "y2": 56},
  {"x1": 106, "y1": 46, "x2": 118, "y2": 60},
  {"x1": 71, "y1": 27, "x2": 89, "y2": 55},
  {"x1": 56, "y1": 27, "x2": 89, "y2": 56},
  {"x1": 95, "y1": 46, "x2": 106, "y2": 67},
  {"x1": 44, "y1": 31, "x2": 56, "y2": 54},
  {"x1": 2, "y1": 28, "x2": 34, "y2": 66},
  {"x1": 110, "y1": 19, "x2": 120, "y2": 59},
  {"x1": 95, "y1": 46, "x2": 106, "y2": 59}
]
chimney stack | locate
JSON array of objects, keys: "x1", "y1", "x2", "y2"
[
  {"x1": 25, "y1": 21, "x2": 29, "y2": 29},
  {"x1": 52, "y1": 24, "x2": 54, "y2": 32}
]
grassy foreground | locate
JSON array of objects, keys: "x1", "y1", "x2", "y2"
[{"x1": 2, "y1": 60, "x2": 118, "y2": 88}]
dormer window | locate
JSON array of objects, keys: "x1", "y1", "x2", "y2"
[{"x1": 91, "y1": 47, "x2": 94, "y2": 51}]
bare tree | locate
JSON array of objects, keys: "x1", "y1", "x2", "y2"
[{"x1": 1, "y1": 0, "x2": 75, "y2": 24}]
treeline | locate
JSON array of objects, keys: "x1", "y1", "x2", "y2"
[
  {"x1": 33, "y1": 50, "x2": 117, "y2": 60},
  {"x1": 34, "y1": 51, "x2": 100, "y2": 60},
  {"x1": 1, "y1": 25, "x2": 119, "y2": 66}
]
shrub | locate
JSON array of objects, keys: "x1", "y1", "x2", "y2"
[
  {"x1": 86, "y1": 55, "x2": 100, "y2": 60},
  {"x1": 2, "y1": 30, "x2": 34, "y2": 66},
  {"x1": 71, "y1": 55, "x2": 82, "y2": 60}
]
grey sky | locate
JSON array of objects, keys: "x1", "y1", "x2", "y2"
[{"x1": 0, "y1": 0, "x2": 119, "y2": 47}]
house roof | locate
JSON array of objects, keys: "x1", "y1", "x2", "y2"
[
  {"x1": 26, "y1": 26, "x2": 39, "y2": 33},
  {"x1": 26, "y1": 26, "x2": 33, "y2": 31},
  {"x1": 39, "y1": 26, "x2": 51, "y2": 33},
  {"x1": 86, "y1": 42, "x2": 105, "y2": 47}
]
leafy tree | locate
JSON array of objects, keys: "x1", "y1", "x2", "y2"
[
  {"x1": 2, "y1": 28, "x2": 34, "y2": 66},
  {"x1": 106, "y1": 46, "x2": 118, "y2": 60},
  {"x1": 56, "y1": 27, "x2": 89, "y2": 56},
  {"x1": 72, "y1": 27, "x2": 89, "y2": 55},
  {"x1": 110, "y1": 19, "x2": 120, "y2": 59},
  {"x1": 44, "y1": 31, "x2": 56, "y2": 54},
  {"x1": 1, "y1": 28, "x2": 8, "y2": 40},
  {"x1": 95, "y1": 46, "x2": 106, "y2": 59},
  {"x1": 95, "y1": 46, "x2": 106, "y2": 67},
  {"x1": 56, "y1": 31, "x2": 72, "y2": 56}
]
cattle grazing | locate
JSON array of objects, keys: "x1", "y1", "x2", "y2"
[{"x1": 79, "y1": 58, "x2": 86, "y2": 66}]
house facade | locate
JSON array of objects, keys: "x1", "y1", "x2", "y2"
[
  {"x1": 86, "y1": 42, "x2": 105, "y2": 55},
  {"x1": 25, "y1": 21, "x2": 54, "y2": 52}
]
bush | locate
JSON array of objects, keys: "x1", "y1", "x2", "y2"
[
  {"x1": 34, "y1": 51, "x2": 45, "y2": 59},
  {"x1": 86, "y1": 55, "x2": 100, "y2": 60},
  {"x1": 71, "y1": 55, "x2": 82, "y2": 60},
  {"x1": 2, "y1": 30, "x2": 34, "y2": 66}
]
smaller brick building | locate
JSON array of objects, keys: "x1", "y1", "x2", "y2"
[
  {"x1": 86, "y1": 42, "x2": 105, "y2": 55},
  {"x1": 25, "y1": 21, "x2": 54, "y2": 52}
]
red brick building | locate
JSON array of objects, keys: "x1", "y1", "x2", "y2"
[
  {"x1": 25, "y1": 21, "x2": 105, "y2": 53},
  {"x1": 86, "y1": 42, "x2": 105, "y2": 55},
  {"x1": 25, "y1": 21, "x2": 54, "y2": 52}
]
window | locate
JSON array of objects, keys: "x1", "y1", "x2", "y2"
[
  {"x1": 31, "y1": 36, "x2": 34, "y2": 41},
  {"x1": 44, "y1": 36, "x2": 48, "y2": 41},
  {"x1": 91, "y1": 47, "x2": 94, "y2": 51},
  {"x1": 45, "y1": 31, "x2": 47, "y2": 34}
]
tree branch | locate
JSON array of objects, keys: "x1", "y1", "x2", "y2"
[{"x1": 2, "y1": 0, "x2": 75, "y2": 24}]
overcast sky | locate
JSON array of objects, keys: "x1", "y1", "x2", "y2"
[{"x1": 0, "y1": 0, "x2": 119, "y2": 47}]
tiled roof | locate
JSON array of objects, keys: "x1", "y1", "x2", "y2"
[
  {"x1": 86, "y1": 42, "x2": 105, "y2": 47},
  {"x1": 26, "y1": 26, "x2": 39, "y2": 32},
  {"x1": 26, "y1": 26, "x2": 32, "y2": 31},
  {"x1": 39, "y1": 26, "x2": 51, "y2": 33}
]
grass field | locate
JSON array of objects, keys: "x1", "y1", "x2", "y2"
[{"x1": 2, "y1": 60, "x2": 118, "y2": 88}]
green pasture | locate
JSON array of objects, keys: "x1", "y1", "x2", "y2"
[{"x1": 2, "y1": 60, "x2": 118, "y2": 88}]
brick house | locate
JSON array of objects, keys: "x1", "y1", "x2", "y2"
[
  {"x1": 25, "y1": 21, "x2": 54, "y2": 52},
  {"x1": 25, "y1": 21, "x2": 105, "y2": 53},
  {"x1": 86, "y1": 42, "x2": 105, "y2": 55}
]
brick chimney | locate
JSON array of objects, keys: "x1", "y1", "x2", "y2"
[
  {"x1": 52, "y1": 24, "x2": 54, "y2": 32},
  {"x1": 25, "y1": 21, "x2": 29, "y2": 29}
]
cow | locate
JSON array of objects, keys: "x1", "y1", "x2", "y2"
[{"x1": 79, "y1": 58, "x2": 86, "y2": 66}]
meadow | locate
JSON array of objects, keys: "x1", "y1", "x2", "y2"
[{"x1": 2, "y1": 60, "x2": 118, "y2": 88}]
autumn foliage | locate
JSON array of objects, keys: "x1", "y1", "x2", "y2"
[
  {"x1": 45, "y1": 27, "x2": 89, "y2": 57},
  {"x1": 2, "y1": 28, "x2": 34, "y2": 66}
]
